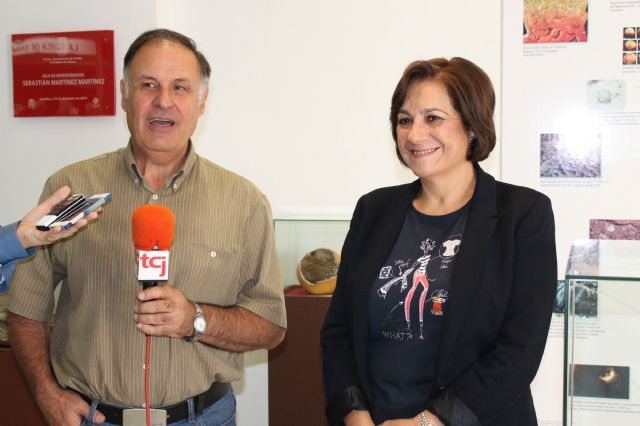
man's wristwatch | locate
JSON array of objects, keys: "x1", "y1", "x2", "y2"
[{"x1": 185, "y1": 302, "x2": 206, "y2": 342}]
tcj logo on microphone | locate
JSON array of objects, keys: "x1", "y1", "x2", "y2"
[{"x1": 135, "y1": 250, "x2": 169, "y2": 281}]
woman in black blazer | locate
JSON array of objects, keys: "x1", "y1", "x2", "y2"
[{"x1": 321, "y1": 58, "x2": 557, "y2": 426}]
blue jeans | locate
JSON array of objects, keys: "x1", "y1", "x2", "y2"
[{"x1": 81, "y1": 389, "x2": 236, "y2": 426}]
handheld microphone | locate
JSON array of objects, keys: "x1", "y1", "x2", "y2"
[{"x1": 132, "y1": 205, "x2": 175, "y2": 288}]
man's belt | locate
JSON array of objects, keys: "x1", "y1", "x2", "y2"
[{"x1": 78, "y1": 382, "x2": 231, "y2": 425}]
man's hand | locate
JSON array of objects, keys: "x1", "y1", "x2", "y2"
[
  {"x1": 135, "y1": 286, "x2": 285, "y2": 350},
  {"x1": 36, "y1": 385, "x2": 105, "y2": 426},
  {"x1": 134, "y1": 285, "x2": 194, "y2": 337},
  {"x1": 16, "y1": 186, "x2": 100, "y2": 249},
  {"x1": 8, "y1": 314, "x2": 104, "y2": 426}
]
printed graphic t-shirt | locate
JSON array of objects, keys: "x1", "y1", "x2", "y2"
[{"x1": 367, "y1": 202, "x2": 469, "y2": 423}]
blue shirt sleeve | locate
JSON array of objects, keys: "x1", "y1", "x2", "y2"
[{"x1": 0, "y1": 222, "x2": 36, "y2": 293}]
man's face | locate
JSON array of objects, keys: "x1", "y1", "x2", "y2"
[{"x1": 120, "y1": 39, "x2": 208, "y2": 159}]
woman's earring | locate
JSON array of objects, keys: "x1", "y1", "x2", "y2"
[{"x1": 469, "y1": 131, "x2": 477, "y2": 144}]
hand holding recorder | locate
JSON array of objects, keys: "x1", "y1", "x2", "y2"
[
  {"x1": 17, "y1": 186, "x2": 103, "y2": 249},
  {"x1": 132, "y1": 205, "x2": 194, "y2": 338}
]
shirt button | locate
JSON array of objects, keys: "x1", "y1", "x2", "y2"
[
  {"x1": 152, "y1": 194, "x2": 159, "y2": 201},
  {"x1": 210, "y1": 251, "x2": 217, "y2": 258}
]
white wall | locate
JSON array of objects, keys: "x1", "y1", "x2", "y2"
[
  {"x1": 0, "y1": 0, "x2": 158, "y2": 221},
  {"x1": 156, "y1": 0, "x2": 501, "y2": 218},
  {"x1": 1, "y1": 1, "x2": 502, "y2": 425}
]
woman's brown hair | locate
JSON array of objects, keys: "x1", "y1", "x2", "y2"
[{"x1": 389, "y1": 57, "x2": 496, "y2": 164}]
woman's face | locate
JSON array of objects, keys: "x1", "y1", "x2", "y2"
[{"x1": 396, "y1": 79, "x2": 472, "y2": 181}]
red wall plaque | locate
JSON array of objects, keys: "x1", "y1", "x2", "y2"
[{"x1": 12, "y1": 30, "x2": 115, "y2": 117}]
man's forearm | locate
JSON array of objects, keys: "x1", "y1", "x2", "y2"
[
  {"x1": 7, "y1": 312, "x2": 59, "y2": 397},
  {"x1": 198, "y1": 305, "x2": 285, "y2": 352}
]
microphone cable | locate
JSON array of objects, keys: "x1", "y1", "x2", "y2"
[
  {"x1": 131, "y1": 204, "x2": 175, "y2": 426},
  {"x1": 145, "y1": 333, "x2": 151, "y2": 426}
]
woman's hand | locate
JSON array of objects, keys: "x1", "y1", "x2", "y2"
[
  {"x1": 16, "y1": 186, "x2": 100, "y2": 249},
  {"x1": 380, "y1": 410, "x2": 444, "y2": 426},
  {"x1": 344, "y1": 409, "x2": 375, "y2": 426}
]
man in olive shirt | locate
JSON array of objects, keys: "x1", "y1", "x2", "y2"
[{"x1": 8, "y1": 29, "x2": 286, "y2": 426}]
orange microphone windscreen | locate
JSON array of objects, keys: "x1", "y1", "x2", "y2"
[{"x1": 131, "y1": 205, "x2": 176, "y2": 250}]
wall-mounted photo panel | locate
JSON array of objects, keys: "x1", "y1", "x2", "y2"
[{"x1": 590, "y1": 219, "x2": 640, "y2": 240}]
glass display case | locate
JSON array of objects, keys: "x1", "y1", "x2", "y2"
[
  {"x1": 274, "y1": 218, "x2": 350, "y2": 287},
  {"x1": 565, "y1": 239, "x2": 640, "y2": 425}
]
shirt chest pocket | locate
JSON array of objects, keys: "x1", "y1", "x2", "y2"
[{"x1": 169, "y1": 240, "x2": 243, "y2": 306}]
